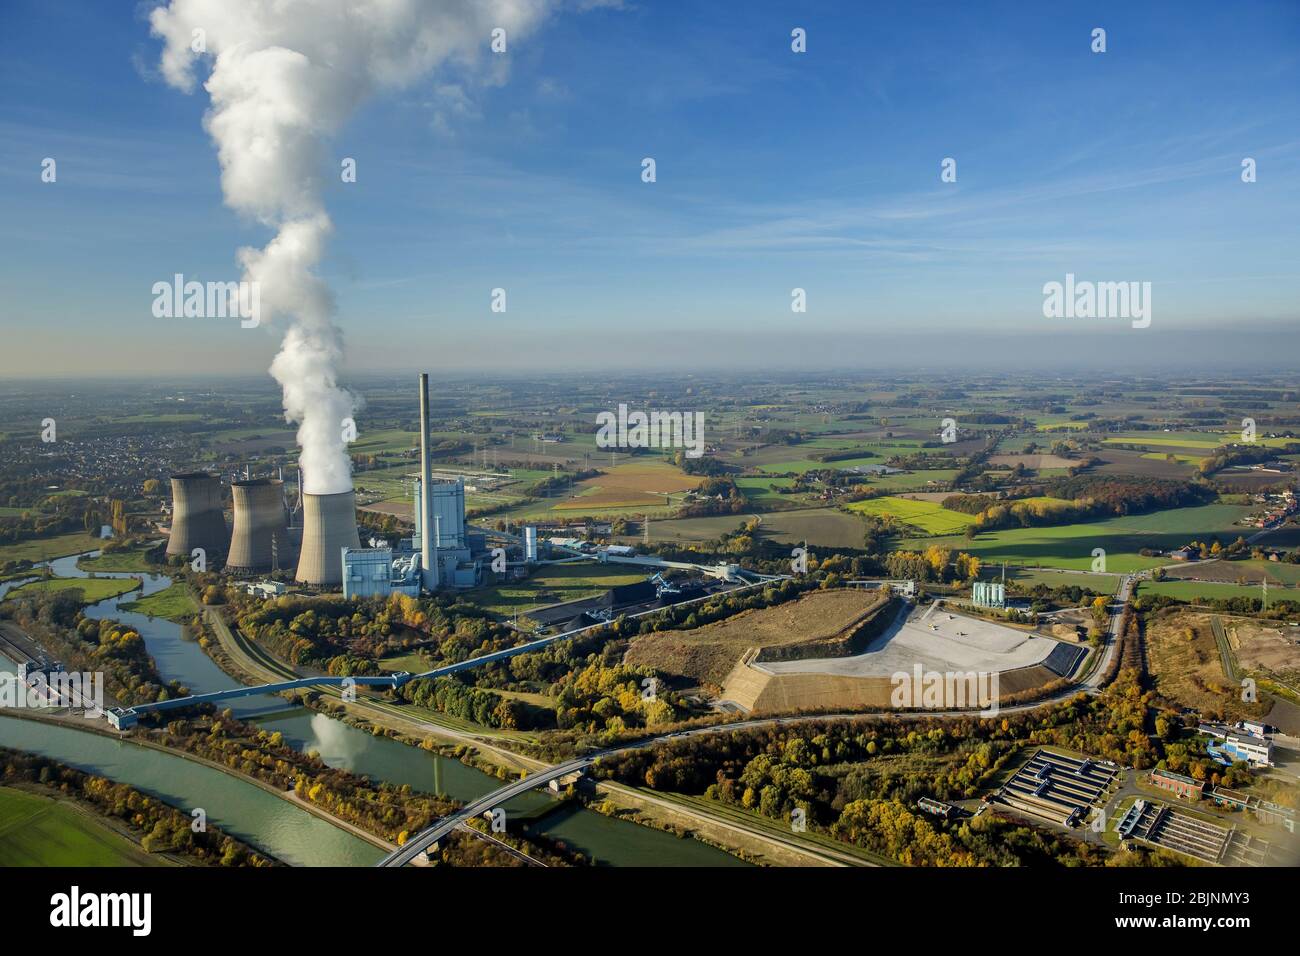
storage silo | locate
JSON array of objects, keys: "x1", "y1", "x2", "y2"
[
  {"x1": 294, "y1": 490, "x2": 360, "y2": 586},
  {"x1": 227, "y1": 478, "x2": 291, "y2": 572},
  {"x1": 165, "y1": 472, "x2": 227, "y2": 559}
]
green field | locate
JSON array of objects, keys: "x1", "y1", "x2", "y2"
[
  {"x1": 0, "y1": 788, "x2": 169, "y2": 867},
  {"x1": 121, "y1": 582, "x2": 199, "y2": 621},
  {"x1": 77, "y1": 543, "x2": 163, "y2": 572},
  {"x1": 755, "y1": 455, "x2": 889, "y2": 475},
  {"x1": 1137, "y1": 580, "x2": 1298, "y2": 603},
  {"x1": 902, "y1": 503, "x2": 1255, "y2": 572},
  {"x1": 0, "y1": 533, "x2": 103, "y2": 564},
  {"x1": 734, "y1": 476, "x2": 800, "y2": 506},
  {"x1": 1105, "y1": 434, "x2": 1296, "y2": 451},
  {"x1": 4, "y1": 576, "x2": 141, "y2": 603},
  {"x1": 846, "y1": 496, "x2": 975, "y2": 534}
]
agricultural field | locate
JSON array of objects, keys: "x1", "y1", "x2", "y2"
[
  {"x1": 553, "y1": 459, "x2": 700, "y2": 511},
  {"x1": 754, "y1": 508, "x2": 870, "y2": 549},
  {"x1": 1164, "y1": 559, "x2": 1300, "y2": 587},
  {"x1": 733, "y1": 476, "x2": 803, "y2": 507},
  {"x1": 1138, "y1": 580, "x2": 1295, "y2": 604},
  {"x1": 846, "y1": 496, "x2": 975, "y2": 535},
  {"x1": 755, "y1": 454, "x2": 886, "y2": 475},
  {"x1": 902, "y1": 503, "x2": 1255, "y2": 573},
  {"x1": 0, "y1": 788, "x2": 169, "y2": 867}
]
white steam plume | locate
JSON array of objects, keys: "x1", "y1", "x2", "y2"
[{"x1": 151, "y1": 0, "x2": 551, "y2": 493}]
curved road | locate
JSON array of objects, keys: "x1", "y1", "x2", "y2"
[{"x1": 380, "y1": 576, "x2": 1135, "y2": 866}]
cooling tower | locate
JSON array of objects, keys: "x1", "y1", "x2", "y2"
[
  {"x1": 227, "y1": 479, "x2": 291, "y2": 572},
  {"x1": 295, "y1": 490, "x2": 360, "y2": 586},
  {"x1": 166, "y1": 472, "x2": 227, "y2": 558}
]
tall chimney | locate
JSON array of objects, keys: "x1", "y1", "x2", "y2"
[
  {"x1": 295, "y1": 490, "x2": 360, "y2": 586},
  {"x1": 419, "y1": 372, "x2": 438, "y2": 590},
  {"x1": 166, "y1": 472, "x2": 227, "y2": 559}
]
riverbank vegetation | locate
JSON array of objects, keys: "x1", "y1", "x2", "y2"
[{"x1": 0, "y1": 747, "x2": 275, "y2": 866}]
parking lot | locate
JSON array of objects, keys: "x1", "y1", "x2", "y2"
[{"x1": 994, "y1": 749, "x2": 1119, "y2": 828}]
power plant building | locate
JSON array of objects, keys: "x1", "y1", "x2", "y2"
[
  {"x1": 227, "y1": 478, "x2": 291, "y2": 572},
  {"x1": 295, "y1": 490, "x2": 361, "y2": 586},
  {"x1": 166, "y1": 472, "x2": 228, "y2": 559},
  {"x1": 341, "y1": 547, "x2": 421, "y2": 600}
]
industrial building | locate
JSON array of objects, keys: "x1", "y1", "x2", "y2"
[
  {"x1": 1149, "y1": 768, "x2": 1205, "y2": 800},
  {"x1": 165, "y1": 373, "x2": 511, "y2": 596},
  {"x1": 972, "y1": 580, "x2": 1005, "y2": 609},
  {"x1": 227, "y1": 478, "x2": 291, "y2": 572},
  {"x1": 295, "y1": 489, "x2": 361, "y2": 586},
  {"x1": 165, "y1": 472, "x2": 228, "y2": 559},
  {"x1": 1208, "y1": 732, "x2": 1274, "y2": 768},
  {"x1": 341, "y1": 374, "x2": 491, "y2": 600}
]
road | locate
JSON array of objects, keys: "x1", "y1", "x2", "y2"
[{"x1": 380, "y1": 577, "x2": 1137, "y2": 867}]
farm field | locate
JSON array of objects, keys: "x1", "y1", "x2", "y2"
[
  {"x1": 1104, "y1": 434, "x2": 1296, "y2": 451},
  {"x1": 846, "y1": 496, "x2": 975, "y2": 535},
  {"x1": 756, "y1": 508, "x2": 869, "y2": 549},
  {"x1": 858, "y1": 468, "x2": 959, "y2": 491},
  {"x1": 554, "y1": 460, "x2": 700, "y2": 510},
  {"x1": 634, "y1": 514, "x2": 749, "y2": 544},
  {"x1": 1165, "y1": 559, "x2": 1300, "y2": 586},
  {"x1": 755, "y1": 455, "x2": 884, "y2": 475},
  {"x1": 1137, "y1": 580, "x2": 1296, "y2": 603},
  {"x1": 0, "y1": 787, "x2": 169, "y2": 867},
  {"x1": 4, "y1": 576, "x2": 141, "y2": 603},
  {"x1": 734, "y1": 476, "x2": 802, "y2": 507},
  {"x1": 902, "y1": 503, "x2": 1255, "y2": 572}
]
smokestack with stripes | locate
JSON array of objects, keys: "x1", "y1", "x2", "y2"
[
  {"x1": 166, "y1": 472, "x2": 227, "y2": 560},
  {"x1": 295, "y1": 490, "x2": 360, "y2": 586},
  {"x1": 227, "y1": 479, "x2": 291, "y2": 572},
  {"x1": 419, "y1": 372, "x2": 438, "y2": 591}
]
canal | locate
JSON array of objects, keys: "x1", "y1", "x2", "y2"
[{"x1": 0, "y1": 551, "x2": 746, "y2": 867}]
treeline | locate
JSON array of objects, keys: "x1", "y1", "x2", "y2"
[
  {"x1": 0, "y1": 747, "x2": 276, "y2": 866},
  {"x1": 1045, "y1": 475, "x2": 1215, "y2": 515},
  {"x1": 1198, "y1": 443, "x2": 1300, "y2": 476},
  {"x1": 149, "y1": 709, "x2": 573, "y2": 864},
  {"x1": 399, "y1": 675, "x2": 547, "y2": 730}
]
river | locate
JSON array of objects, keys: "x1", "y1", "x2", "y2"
[{"x1": 0, "y1": 551, "x2": 746, "y2": 867}]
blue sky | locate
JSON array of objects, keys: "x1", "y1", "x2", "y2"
[{"x1": 1, "y1": 0, "x2": 1298, "y2": 376}]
